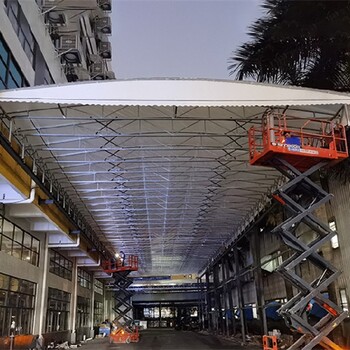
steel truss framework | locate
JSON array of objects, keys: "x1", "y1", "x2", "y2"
[
  {"x1": 0, "y1": 97, "x2": 346, "y2": 275},
  {"x1": 198, "y1": 227, "x2": 267, "y2": 341}
]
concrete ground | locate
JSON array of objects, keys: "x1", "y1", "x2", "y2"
[{"x1": 81, "y1": 330, "x2": 254, "y2": 350}]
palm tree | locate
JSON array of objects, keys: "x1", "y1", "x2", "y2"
[{"x1": 228, "y1": 0, "x2": 350, "y2": 92}]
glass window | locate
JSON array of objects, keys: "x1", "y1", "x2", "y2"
[
  {"x1": 7, "y1": 75, "x2": 18, "y2": 89},
  {"x1": 13, "y1": 227, "x2": 23, "y2": 244},
  {"x1": 0, "y1": 35, "x2": 28, "y2": 89},
  {"x1": 329, "y1": 219, "x2": 339, "y2": 249},
  {"x1": 0, "y1": 291, "x2": 6, "y2": 306},
  {"x1": 0, "y1": 41, "x2": 8, "y2": 62},
  {"x1": 1, "y1": 235, "x2": 12, "y2": 255},
  {"x1": 3, "y1": 220, "x2": 14, "y2": 238},
  {"x1": 4, "y1": 0, "x2": 35, "y2": 64},
  {"x1": 340, "y1": 289, "x2": 349, "y2": 313},
  {"x1": 0, "y1": 273, "x2": 36, "y2": 336},
  {"x1": 31, "y1": 252, "x2": 39, "y2": 266},
  {"x1": 22, "y1": 233, "x2": 32, "y2": 249},
  {"x1": 0, "y1": 217, "x2": 40, "y2": 267},
  {"x1": 32, "y1": 239, "x2": 39, "y2": 253},
  {"x1": 261, "y1": 251, "x2": 283, "y2": 272},
  {"x1": 0, "y1": 275, "x2": 9, "y2": 290},
  {"x1": 94, "y1": 301, "x2": 103, "y2": 326},
  {"x1": 49, "y1": 250, "x2": 72, "y2": 281},
  {"x1": 77, "y1": 269, "x2": 91, "y2": 289},
  {"x1": 12, "y1": 240, "x2": 22, "y2": 259},
  {"x1": 46, "y1": 288, "x2": 70, "y2": 332},
  {"x1": 0, "y1": 59, "x2": 7, "y2": 82},
  {"x1": 9, "y1": 60, "x2": 22, "y2": 86},
  {"x1": 76, "y1": 296, "x2": 90, "y2": 328},
  {"x1": 94, "y1": 280, "x2": 103, "y2": 295}
]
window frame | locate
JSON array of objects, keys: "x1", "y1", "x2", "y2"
[
  {"x1": 49, "y1": 250, "x2": 73, "y2": 281},
  {"x1": 76, "y1": 296, "x2": 90, "y2": 328},
  {"x1": 4, "y1": 0, "x2": 35, "y2": 65},
  {"x1": 46, "y1": 287, "x2": 71, "y2": 333},
  {"x1": 77, "y1": 268, "x2": 92, "y2": 289},
  {"x1": 0, "y1": 217, "x2": 40, "y2": 266},
  {"x1": 0, "y1": 273, "x2": 36, "y2": 337},
  {"x1": 0, "y1": 34, "x2": 28, "y2": 89}
]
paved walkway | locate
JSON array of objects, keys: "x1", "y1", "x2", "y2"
[{"x1": 82, "y1": 330, "x2": 251, "y2": 350}]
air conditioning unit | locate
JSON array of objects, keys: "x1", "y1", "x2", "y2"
[
  {"x1": 65, "y1": 66, "x2": 90, "y2": 82},
  {"x1": 95, "y1": 17, "x2": 112, "y2": 34},
  {"x1": 90, "y1": 61, "x2": 105, "y2": 80},
  {"x1": 105, "y1": 71, "x2": 115, "y2": 80},
  {"x1": 65, "y1": 66, "x2": 79, "y2": 82},
  {"x1": 42, "y1": 0, "x2": 64, "y2": 8},
  {"x1": 59, "y1": 35, "x2": 83, "y2": 64},
  {"x1": 45, "y1": 11, "x2": 67, "y2": 26},
  {"x1": 99, "y1": 41, "x2": 111, "y2": 59},
  {"x1": 98, "y1": 0, "x2": 112, "y2": 11},
  {"x1": 89, "y1": 54, "x2": 102, "y2": 64}
]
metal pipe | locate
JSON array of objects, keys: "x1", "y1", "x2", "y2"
[
  {"x1": 0, "y1": 179, "x2": 36, "y2": 204},
  {"x1": 48, "y1": 234, "x2": 80, "y2": 248}
]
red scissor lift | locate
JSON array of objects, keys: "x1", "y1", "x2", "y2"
[
  {"x1": 249, "y1": 113, "x2": 348, "y2": 350},
  {"x1": 249, "y1": 113, "x2": 348, "y2": 170},
  {"x1": 102, "y1": 255, "x2": 140, "y2": 344}
]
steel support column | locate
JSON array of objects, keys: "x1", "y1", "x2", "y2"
[
  {"x1": 251, "y1": 228, "x2": 268, "y2": 335},
  {"x1": 205, "y1": 271, "x2": 212, "y2": 332},
  {"x1": 234, "y1": 246, "x2": 247, "y2": 344},
  {"x1": 222, "y1": 256, "x2": 231, "y2": 336}
]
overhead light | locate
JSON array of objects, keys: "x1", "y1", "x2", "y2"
[{"x1": 115, "y1": 253, "x2": 120, "y2": 258}]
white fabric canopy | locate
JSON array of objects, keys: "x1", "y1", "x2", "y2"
[
  {"x1": 0, "y1": 79, "x2": 349, "y2": 107},
  {"x1": 0, "y1": 79, "x2": 348, "y2": 274}
]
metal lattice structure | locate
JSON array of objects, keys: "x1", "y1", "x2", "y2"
[
  {"x1": 272, "y1": 159, "x2": 348, "y2": 350},
  {"x1": 248, "y1": 113, "x2": 349, "y2": 350},
  {"x1": 103, "y1": 256, "x2": 138, "y2": 323},
  {"x1": 0, "y1": 80, "x2": 349, "y2": 275},
  {"x1": 112, "y1": 271, "x2": 134, "y2": 324}
]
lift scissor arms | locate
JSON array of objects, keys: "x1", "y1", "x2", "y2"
[
  {"x1": 102, "y1": 254, "x2": 139, "y2": 343},
  {"x1": 249, "y1": 115, "x2": 348, "y2": 350}
]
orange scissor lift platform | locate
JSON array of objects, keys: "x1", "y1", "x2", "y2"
[
  {"x1": 250, "y1": 113, "x2": 348, "y2": 350},
  {"x1": 102, "y1": 255, "x2": 140, "y2": 344},
  {"x1": 109, "y1": 325, "x2": 139, "y2": 344},
  {"x1": 249, "y1": 114, "x2": 348, "y2": 171},
  {"x1": 102, "y1": 255, "x2": 138, "y2": 274}
]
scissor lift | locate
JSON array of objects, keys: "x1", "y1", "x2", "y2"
[
  {"x1": 102, "y1": 255, "x2": 139, "y2": 344},
  {"x1": 249, "y1": 112, "x2": 348, "y2": 350}
]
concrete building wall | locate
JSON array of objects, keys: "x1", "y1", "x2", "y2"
[
  {"x1": 0, "y1": 211, "x2": 106, "y2": 344},
  {"x1": 328, "y1": 179, "x2": 350, "y2": 296},
  {"x1": 18, "y1": 0, "x2": 66, "y2": 84},
  {"x1": 0, "y1": 0, "x2": 35, "y2": 85}
]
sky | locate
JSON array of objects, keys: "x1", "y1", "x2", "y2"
[{"x1": 111, "y1": 0, "x2": 263, "y2": 80}]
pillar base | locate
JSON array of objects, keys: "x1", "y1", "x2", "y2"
[
  {"x1": 90, "y1": 329, "x2": 95, "y2": 338},
  {"x1": 70, "y1": 332, "x2": 76, "y2": 344}
]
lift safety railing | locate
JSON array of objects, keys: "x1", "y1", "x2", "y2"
[
  {"x1": 103, "y1": 256, "x2": 138, "y2": 324},
  {"x1": 249, "y1": 113, "x2": 348, "y2": 167},
  {"x1": 0, "y1": 112, "x2": 111, "y2": 259},
  {"x1": 249, "y1": 112, "x2": 349, "y2": 350}
]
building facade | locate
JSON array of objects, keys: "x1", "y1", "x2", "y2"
[
  {"x1": 0, "y1": 3, "x2": 349, "y2": 347},
  {"x1": 0, "y1": 0, "x2": 115, "y2": 345}
]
